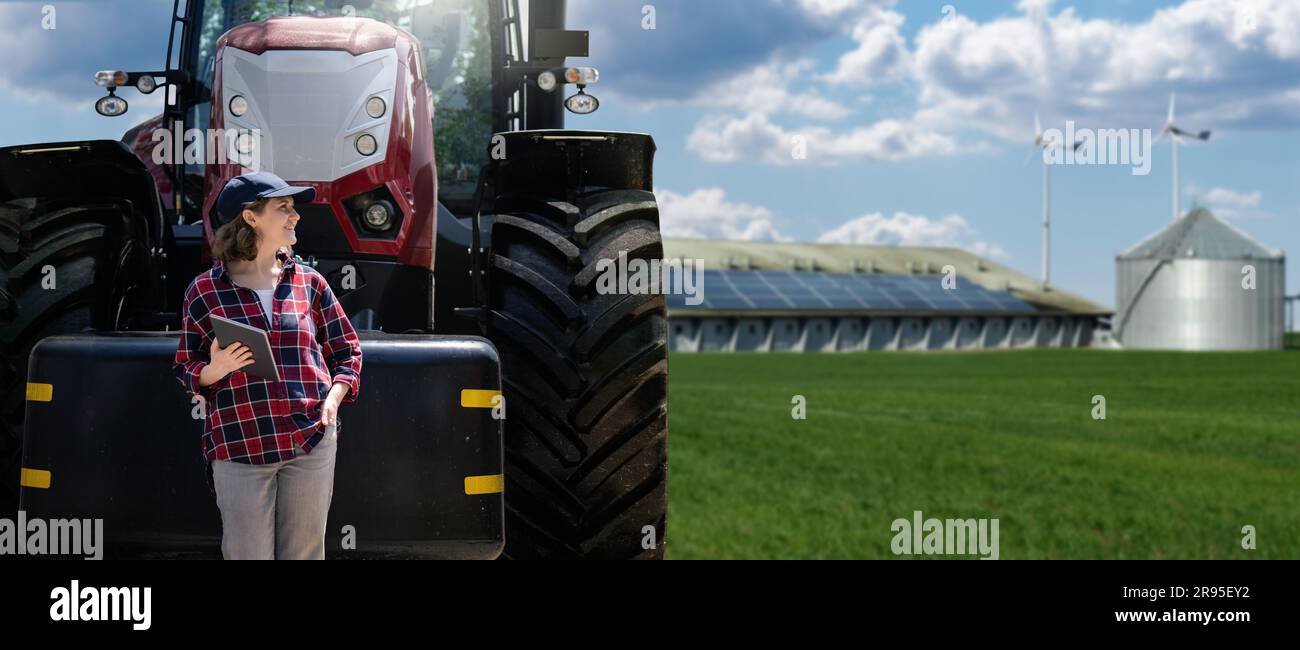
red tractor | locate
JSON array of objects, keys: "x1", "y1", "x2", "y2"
[{"x1": 0, "y1": 0, "x2": 667, "y2": 559}]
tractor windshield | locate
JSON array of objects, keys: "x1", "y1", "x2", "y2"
[{"x1": 188, "y1": 0, "x2": 495, "y2": 208}]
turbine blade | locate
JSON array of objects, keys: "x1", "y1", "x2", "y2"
[
  {"x1": 1034, "y1": 111, "x2": 1041, "y2": 139},
  {"x1": 1168, "y1": 92, "x2": 1176, "y2": 123}
]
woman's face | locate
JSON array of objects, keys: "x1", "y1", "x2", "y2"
[{"x1": 242, "y1": 197, "x2": 300, "y2": 252}]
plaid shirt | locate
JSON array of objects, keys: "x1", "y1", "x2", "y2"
[{"x1": 172, "y1": 249, "x2": 362, "y2": 493}]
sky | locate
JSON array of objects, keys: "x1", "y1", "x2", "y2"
[{"x1": 1, "y1": 0, "x2": 1297, "y2": 309}]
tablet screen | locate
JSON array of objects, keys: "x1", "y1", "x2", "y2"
[{"x1": 209, "y1": 314, "x2": 281, "y2": 382}]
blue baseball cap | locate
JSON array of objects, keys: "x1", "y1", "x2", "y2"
[{"x1": 215, "y1": 171, "x2": 317, "y2": 226}]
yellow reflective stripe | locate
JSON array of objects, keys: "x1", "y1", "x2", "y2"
[
  {"x1": 20, "y1": 468, "x2": 51, "y2": 489},
  {"x1": 464, "y1": 474, "x2": 503, "y2": 495},
  {"x1": 26, "y1": 382, "x2": 53, "y2": 402},
  {"x1": 460, "y1": 389, "x2": 501, "y2": 409}
]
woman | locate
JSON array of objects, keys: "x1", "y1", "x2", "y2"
[{"x1": 172, "y1": 171, "x2": 363, "y2": 560}]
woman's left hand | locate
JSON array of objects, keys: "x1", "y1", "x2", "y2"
[{"x1": 321, "y1": 382, "x2": 350, "y2": 427}]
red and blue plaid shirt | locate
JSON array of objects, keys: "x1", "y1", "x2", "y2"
[{"x1": 172, "y1": 249, "x2": 362, "y2": 493}]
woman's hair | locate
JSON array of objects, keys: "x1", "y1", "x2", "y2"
[{"x1": 212, "y1": 198, "x2": 292, "y2": 262}]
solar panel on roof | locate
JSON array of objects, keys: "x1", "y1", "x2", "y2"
[
  {"x1": 667, "y1": 269, "x2": 1041, "y2": 314},
  {"x1": 928, "y1": 296, "x2": 969, "y2": 309},
  {"x1": 824, "y1": 296, "x2": 866, "y2": 309},
  {"x1": 893, "y1": 298, "x2": 934, "y2": 310},
  {"x1": 749, "y1": 295, "x2": 791, "y2": 309},
  {"x1": 708, "y1": 296, "x2": 752, "y2": 310}
]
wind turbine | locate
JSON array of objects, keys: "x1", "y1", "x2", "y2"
[
  {"x1": 1027, "y1": 113, "x2": 1082, "y2": 288},
  {"x1": 1155, "y1": 93, "x2": 1211, "y2": 222}
]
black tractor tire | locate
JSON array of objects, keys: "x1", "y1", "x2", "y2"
[
  {"x1": 487, "y1": 188, "x2": 668, "y2": 559},
  {"x1": 0, "y1": 198, "x2": 135, "y2": 519}
]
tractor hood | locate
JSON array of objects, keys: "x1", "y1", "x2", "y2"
[
  {"x1": 213, "y1": 16, "x2": 412, "y2": 184},
  {"x1": 219, "y1": 16, "x2": 410, "y2": 56}
]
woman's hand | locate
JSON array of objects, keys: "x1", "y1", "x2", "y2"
[
  {"x1": 320, "y1": 382, "x2": 350, "y2": 427},
  {"x1": 199, "y1": 337, "x2": 255, "y2": 387}
]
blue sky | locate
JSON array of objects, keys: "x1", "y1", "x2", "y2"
[{"x1": 2, "y1": 0, "x2": 1297, "y2": 308}]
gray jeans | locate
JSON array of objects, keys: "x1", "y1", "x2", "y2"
[{"x1": 212, "y1": 421, "x2": 338, "y2": 560}]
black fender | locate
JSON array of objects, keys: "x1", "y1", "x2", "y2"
[
  {"x1": 490, "y1": 129, "x2": 655, "y2": 195},
  {"x1": 0, "y1": 139, "x2": 168, "y2": 318},
  {"x1": 433, "y1": 130, "x2": 657, "y2": 335}
]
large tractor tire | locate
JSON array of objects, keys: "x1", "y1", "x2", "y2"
[
  {"x1": 0, "y1": 198, "x2": 136, "y2": 519},
  {"x1": 487, "y1": 188, "x2": 668, "y2": 559}
]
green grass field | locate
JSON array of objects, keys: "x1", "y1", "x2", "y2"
[{"x1": 665, "y1": 349, "x2": 1299, "y2": 559}]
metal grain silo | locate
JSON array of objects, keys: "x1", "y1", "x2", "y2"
[{"x1": 1115, "y1": 208, "x2": 1285, "y2": 350}]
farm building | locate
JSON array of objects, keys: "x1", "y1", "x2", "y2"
[
  {"x1": 1114, "y1": 207, "x2": 1286, "y2": 350},
  {"x1": 661, "y1": 239, "x2": 1112, "y2": 353}
]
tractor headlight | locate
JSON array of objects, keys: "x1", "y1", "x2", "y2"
[
  {"x1": 94, "y1": 70, "x2": 127, "y2": 87},
  {"x1": 95, "y1": 94, "x2": 128, "y2": 117},
  {"x1": 235, "y1": 131, "x2": 258, "y2": 155},
  {"x1": 355, "y1": 133, "x2": 378, "y2": 156},
  {"x1": 362, "y1": 200, "x2": 395, "y2": 232},
  {"x1": 135, "y1": 75, "x2": 157, "y2": 94},
  {"x1": 537, "y1": 71, "x2": 557, "y2": 93},
  {"x1": 564, "y1": 67, "x2": 599, "y2": 84},
  {"x1": 344, "y1": 187, "x2": 403, "y2": 240},
  {"x1": 229, "y1": 95, "x2": 249, "y2": 117},
  {"x1": 365, "y1": 96, "x2": 386, "y2": 119},
  {"x1": 564, "y1": 90, "x2": 600, "y2": 115}
]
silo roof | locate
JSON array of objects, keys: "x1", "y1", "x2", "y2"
[{"x1": 1117, "y1": 207, "x2": 1283, "y2": 261}]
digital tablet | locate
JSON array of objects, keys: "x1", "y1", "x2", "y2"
[{"x1": 209, "y1": 314, "x2": 281, "y2": 382}]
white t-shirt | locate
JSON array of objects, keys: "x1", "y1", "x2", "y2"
[{"x1": 252, "y1": 288, "x2": 274, "y2": 321}]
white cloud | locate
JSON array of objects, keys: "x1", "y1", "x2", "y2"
[
  {"x1": 817, "y1": 211, "x2": 1008, "y2": 258},
  {"x1": 677, "y1": 0, "x2": 1300, "y2": 167},
  {"x1": 600, "y1": 57, "x2": 851, "y2": 121},
  {"x1": 711, "y1": 60, "x2": 851, "y2": 120},
  {"x1": 789, "y1": 0, "x2": 896, "y2": 26},
  {"x1": 1187, "y1": 184, "x2": 1262, "y2": 208},
  {"x1": 911, "y1": 0, "x2": 1300, "y2": 141},
  {"x1": 686, "y1": 112, "x2": 960, "y2": 165},
  {"x1": 656, "y1": 186, "x2": 1008, "y2": 259},
  {"x1": 1185, "y1": 183, "x2": 1270, "y2": 218},
  {"x1": 820, "y1": 7, "x2": 912, "y2": 86},
  {"x1": 654, "y1": 187, "x2": 790, "y2": 241}
]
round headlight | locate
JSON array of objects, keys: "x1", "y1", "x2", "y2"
[
  {"x1": 365, "y1": 96, "x2": 386, "y2": 119},
  {"x1": 355, "y1": 133, "x2": 378, "y2": 156},
  {"x1": 229, "y1": 95, "x2": 248, "y2": 117},
  {"x1": 363, "y1": 201, "x2": 394, "y2": 231},
  {"x1": 564, "y1": 91, "x2": 600, "y2": 115},
  {"x1": 235, "y1": 131, "x2": 257, "y2": 155},
  {"x1": 95, "y1": 95, "x2": 128, "y2": 117},
  {"x1": 135, "y1": 75, "x2": 157, "y2": 94},
  {"x1": 537, "y1": 71, "x2": 557, "y2": 93}
]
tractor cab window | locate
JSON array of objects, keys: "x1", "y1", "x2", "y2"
[
  {"x1": 184, "y1": 0, "x2": 230, "y2": 180},
  {"x1": 188, "y1": 0, "x2": 496, "y2": 215}
]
